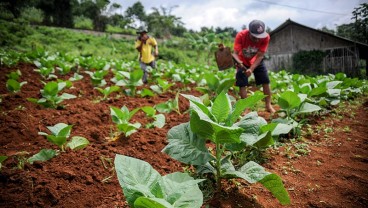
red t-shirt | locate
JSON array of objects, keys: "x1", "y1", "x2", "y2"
[{"x1": 233, "y1": 30, "x2": 270, "y2": 66}]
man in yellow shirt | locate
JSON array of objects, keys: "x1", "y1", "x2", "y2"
[{"x1": 135, "y1": 27, "x2": 159, "y2": 84}]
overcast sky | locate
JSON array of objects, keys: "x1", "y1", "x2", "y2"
[{"x1": 111, "y1": 0, "x2": 366, "y2": 31}]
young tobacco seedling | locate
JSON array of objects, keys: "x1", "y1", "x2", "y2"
[
  {"x1": 163, "y1": 91, "x2": 291, "y2": 205},
  {"x1": 85, "y1": 69, "x2": 108, "y2": 87},
  {"x1": 95, "y1": 86, "x2": 120, "y2": 100},
  {"x1": 115, "y1": 154, "x2": 204, "y2": 208},
  {"x1": 273, "y1": 90, "x2": 321, "y2": 138},
  {"x1": 141, "y1": 106, "x2": 166, "y2": 128},
  {"x1": 155, "y1": 93, "x2": 181, "y2": 114},
  {"x1": 6, "y1": 79, "x2": 27, "y2": 93},
  {"x1": 27, "y1": 81, "x2": 76, "y2": 108},
  {"x1": 112, "y1": 69, "x2": 143, "y2": 96},
  {"x1": 110, "y1": 106, "x2": 141, "y2": 139},
  {"x1": 150, "y1": 78, "x2": 174, "y2": 94},
  {"x1": 38, "y1": 123, "x2": 89, "y2": 151}
]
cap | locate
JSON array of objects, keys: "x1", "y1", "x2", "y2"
[
  {"x1": 249, "y1": 20, "x2": 268, "y2": 39},
  {"x1": 136, "y1": 26, "x2": 148, "y2": 34}
]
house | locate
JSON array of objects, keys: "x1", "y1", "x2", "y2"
[{"x1": 264, "y1": 19, "x2": 368, "y2": 77}]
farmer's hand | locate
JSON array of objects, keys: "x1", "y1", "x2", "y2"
[
  {"x1": 245, "y1": 69, "x2": 253, "y2": 77},
  {"x1": 154, "y1": 50, "x2": 159, "y2": 57}
]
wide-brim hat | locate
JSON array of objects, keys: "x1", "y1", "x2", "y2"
[
  {"x1": 249, "y1": 20, "x2": 268, "y2": 38},
  {"x1": 136, "y1": 26, "x2": 148, "y2": 34}
]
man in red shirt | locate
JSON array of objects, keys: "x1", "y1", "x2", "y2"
[{"x1": 233, "y1": 20, "x2": 275, "y2": 113}]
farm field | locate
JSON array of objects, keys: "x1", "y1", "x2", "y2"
[{"x1": 0, "y1": 51, "x2": 367, "y2": 208}]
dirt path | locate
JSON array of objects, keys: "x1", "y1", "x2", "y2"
[{"x1": 0, "y1": 63, "x2": 367, "y2": 207}]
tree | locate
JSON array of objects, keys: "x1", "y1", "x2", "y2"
[
  {"x1": 125, "y1": 1, "x2": 146, "y2": 28},
  {"x1": 320, "y1": 26, "x2": 335, "y2": 35},
  {"x1": 0, "y1": 0, "x2": 33, "y2": 19},
  {"x1": 352, "y1": 3, "x2": 368, "y2": 44},
  {"x1": 74, "y1": 0, "x2": 111, "y2": 31},
  {"x1": 145, "y1": 6, "x2": 184, "y2": 39}
]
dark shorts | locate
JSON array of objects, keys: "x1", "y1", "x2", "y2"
[{"x1": 235, "y1": 62, "x2": 270, "y2": 87}]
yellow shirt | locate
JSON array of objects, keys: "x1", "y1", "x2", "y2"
[{"x1": 135, "y1": 37, "x2": 157, "y2": 64}]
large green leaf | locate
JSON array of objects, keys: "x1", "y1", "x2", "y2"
[
  {"x1": 134, "y1": 197, "x2": 173, "y2": 208},
  {"x1": 47, "y1": 123, "x2": 71, "y2": 137},
  {"x1": 278, "y1": 91, "x2": 301, "y2": 110},
  {"x1": 66, "y1": 136, "x2": 89, "y2": 150},
  {"x1": 190, "y1": 110, "x2": 242, "y2": 144},
  {"x1": 46, "y1": 135, "x2": 67, "y2": 147},
  {"x1": 211, "y1": 91, "x2": 231, "y2": 123},
  {"x1": 43, "y1": 81, "x2": 59, "y2": 96},
  {"x1": 27, "y1": 149, "x2": 57, "y2": 164},
  {"x1": 297, "y1": 102, "x2": 321, "y2": 114},
  {"x1": 162, "y1": 123, "x2": 213, "y2": 165},
  {"x1": 114, "y1": 155, "x2": 163, "y2": 206},
  {"x1": 162, "y1": 172, "x2": 204, "y2": 207},
  {"x1": 259, "y1": 174, "x2": 291, "y2": 205},
  {"x1": 236, "y1": 112, "x2": 267, "y2": 146},
  {"x1": 153, "y1": 114, "x2": 166, "y2": 128},
  {"x1": 228, "y1": 92, "x2": 266, "y2": 125}
]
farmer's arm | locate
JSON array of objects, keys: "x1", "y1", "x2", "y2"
[
  {"x1": 150, "y1": 38, "x2": 159, "y2": 56},
  {"x1": 135, "y1": 40, "x2": 144, "y2": 52},
  {"x1": 245, "y1": 51, "x2": 265, "y2": 76}
]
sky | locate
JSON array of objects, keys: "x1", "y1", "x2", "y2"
[{"x1": 111, "y1": 0, "x2": 366, "y2": 31}]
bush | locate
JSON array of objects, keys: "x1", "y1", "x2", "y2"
[
  {"x1": 74, "y1": 16, "x2": 93, "y2": 30},
  {"x1": 105, "y1": 24, "x2": 123, "y2": 33},
  {"x1": 292, "y1": 50, "x2": 326, "y2": 75},
  {"x1": 20, "y1": 7, "x2": 44, "y2": 24}
]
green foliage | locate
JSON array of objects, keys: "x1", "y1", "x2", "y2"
[
  {"x1": 19, "y1": 7, "x2": 44, "y2": 24},
  {"x1": 74, "y1": 16, "x2": 94, "y2": 30},
  {"x1": 141, "y1": 106, "x2": 166, "y2": 128},
  {"x1": 6, "y1": 79, "x2": 27, "y2": 93},
  {"x1": 27, "y1": 149, "x2": 57, "y2": 164},
  {"x1": 110, "y1": 106, "x2": 141, "y2": 138},
  {"x1": 95, "y1": 86, "x2": 120, "y2": 100},
  {"x1": 273, "y1": 91, "x2": 322, "y2": 137},
  {"x1": 292, "y1": 50, "x2": 327, "y2": 75},
  {"x1": 0, "y1": 156, "x2": 8, "y2": 170},
  {"x1": 114, "y1": 154, "x2": 204, "y2": 208},
  {"x1": 163, "y1": 92, "x2": 290, "y2": 205},
  {"x1": 112, "y1": 69, "x2": 143, "y2": 96},
  {"x1": 38, "y1": 123, "x2": 89, "y2": 151},
  {"x1": 27, "y1": 81, "x2": 76, "y2": 108}
]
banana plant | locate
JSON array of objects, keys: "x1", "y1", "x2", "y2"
[{"x1": 163, "y1": 91, "x2": 290, "y2": 205}]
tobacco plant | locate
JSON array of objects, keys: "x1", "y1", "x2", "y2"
[
  {"x1": 273, "y1": 90, "x2": 322, "y2": 137},
  {"x1": 110, "y1": 106, "x2": 141, "y2": 138},
  {"x1": 150, "y1": 78, "x2": 173, "y2": 94},
  {"x1": 141, "y1": 106, "x2": 166, "y2": 128},
  {"x1": 95, "y1": 86, "x2": 120, "y2": 100},
  {"x1": 6, "y1": 79, "x2": 27, "y2": 93},
  {"x1": 28, "y1": 81, "x2": 76, "y2": 108},
  {"x1": 163, "y1": 92, "x2": 290, "y2": 205},
  {"x1": 114, "y1": 154, "x2": 204, "y2": 208},
  {"x1": 38, "y1": 123, "x2": 90, "y2": 151},
  {"x1": 112, "y1": 69, "x2": 143, "y2": 96}
]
